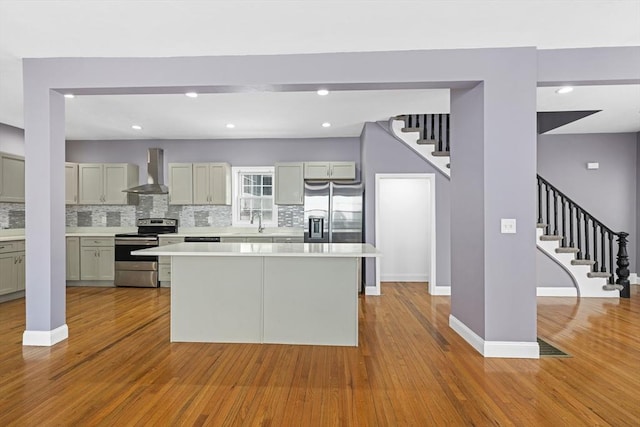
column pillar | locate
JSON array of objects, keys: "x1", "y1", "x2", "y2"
[
  {"x1": 22, "y1": 66, "x2": 68, "y2": 346},
  {"x1": 449, "y1": 49, "x2": 539, "y2": 358}
]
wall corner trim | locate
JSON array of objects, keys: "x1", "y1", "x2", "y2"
[
  {"x1": 449, "y1": 315, "x2": 540, "y2": 359},
  {"x1": 23, "y1": 324, "x2": 69, "y2": 346}
]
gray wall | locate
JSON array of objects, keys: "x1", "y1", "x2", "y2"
[
  {"x1": 0, "y1": 123, "x2": 25, "y2": 155},
  {"x1": 67, "y1": 137, "x2": 361, "y2": 185},
  {"x1": 360, "y1": 121, "x2": 451, "y2": 288},
  {"x1": 637, "y1": 132, "x2": 640, "y2": 273},
  {"x1": 537, "y1": 252, "x2": 575, "y2": 287},
  {"x1": 538, "y1": 133, "x2": 637, "y2": 273}
]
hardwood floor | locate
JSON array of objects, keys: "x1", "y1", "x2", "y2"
[{"x1": 1, "y1": 283, "x2": 638, "y2": 426}]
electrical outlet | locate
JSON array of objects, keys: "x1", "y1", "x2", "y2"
[{"x1": 501, "y1": 218, "x2": 516, "y2": 234}]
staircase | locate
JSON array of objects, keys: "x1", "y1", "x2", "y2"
[{"x1": 390, "y1": 114, "x2": 630, "y2": 298}]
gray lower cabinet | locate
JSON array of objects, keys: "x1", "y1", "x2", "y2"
[
  {"x1": 66, "y1": 237, "x2": 80, "y2": 281},
  {"x1": 158, "y1": 236, "x2": 184, "y2": 283},
  {"x1": 79, "y1": 237, "x2": 114, "y2": 281},
  {"x1": 0, "y1": 240, "x2": 25, "y2": 295}
]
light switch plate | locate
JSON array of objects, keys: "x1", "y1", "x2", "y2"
[{"x1": 501, "y1": 218, "x2": 516, "y2": 234}]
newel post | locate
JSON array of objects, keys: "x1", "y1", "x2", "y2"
[{"x1": 616, "y1": 232, "x2": 630, "y2": 298}]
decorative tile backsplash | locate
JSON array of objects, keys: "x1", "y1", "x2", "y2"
[{"x1": 0, "y1": 195, "x2": 304, "y2": 229}]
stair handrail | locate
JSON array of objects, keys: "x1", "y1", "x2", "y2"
[
  {"x1": 537, "y1": 174, "x2": 630, "y2": 297},
  {"x1": 537, "y1": 175, "x2": 618, "y2": 236}
]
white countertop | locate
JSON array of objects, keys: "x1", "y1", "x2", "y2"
[{"x1": 133, "y1": 242, "x2": 380, "y2": 258}]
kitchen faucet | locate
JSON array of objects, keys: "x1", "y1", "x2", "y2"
[{"x1": 250, "y1": 211, "x2": 265, "y2": 233}]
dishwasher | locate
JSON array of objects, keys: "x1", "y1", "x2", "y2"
[{"x1": 183, "y1": 236, "x2": 221, "y2": 243}]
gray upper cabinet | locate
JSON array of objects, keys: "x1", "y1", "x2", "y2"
[
  {"x1": 192, "y1": 163, "x2": 231, "y2": 205},
  {"x1": 0, "y1": 152, "x2": 25, "y2": 203},
  {"x1": 274, "y1": 162, "x2": 303, "y2": 205},
  {"x1": 168, "y1": 163, "x2": 193, "y2": 205},
  {"x1": 78, "y1": 163, "x2": 138, "y2": 205},
  {"x1": 303, "y1": 161, "x2": 356, "y2": 180},
  {"x1": 65, "y1": 162, "x2": 78, "y2": 204}
]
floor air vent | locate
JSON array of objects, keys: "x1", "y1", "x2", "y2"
[{"x1": 537, "y1": 338, "x2": 570, "y2": 357}]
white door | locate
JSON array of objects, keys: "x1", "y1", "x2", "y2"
[{"x1": 376, "y1": 174, "x2": 433, "y2": 283}]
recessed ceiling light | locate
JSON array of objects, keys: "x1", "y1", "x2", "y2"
[
  {"x1": 131, "y1": 125, "x2": 143, "y2": 130},
  {"x1": 63, "y1": 94, "x2": 75, "y2": 99},
  {"x1": 317, "y1": 89, "x2": 329, "y2": 96},
  {"x1": 185, "y1": 92, "x2": 198, "y2": 98},
  {"x1": 322, "y1": 122, "x2": 331, "y2": 128},
  {"x1": 556, "y1": 86, "x2": 574, "y2": 94},
  {"x1": 226, "y1": 123, "x2": 235, "y2": 129}
]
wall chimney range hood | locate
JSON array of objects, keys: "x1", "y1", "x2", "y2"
[{"x1": 123, "y1": 148, "x2": 169, "y2": 194}]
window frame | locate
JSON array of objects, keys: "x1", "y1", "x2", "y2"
[{"x1": 231, "y1": 166, "x2": 278, "y2": 228}]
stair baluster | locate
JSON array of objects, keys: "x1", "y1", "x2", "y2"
[
  {"x1": 553, "y1": 189, "x2": 559, "y2": 236},
  {"x1": 446, "y1": 115, "x2": 450, "y2": 152},
  {"x1": 569, "y1": 203, "x2": 575, "y2": 248},
  {"x1": 576, "y1": 208, "x2": 582, "y2": 259},
  {"x1": 537, "y1": 178, "x2": 543, "y2": 225},
  {"x1": 561, "y1": 199, "x2": 567, "y2": 245},
  {"x1": 430, "y1": 115, "x2": 435, "y2": 141},
  {"x1": 584, "y1": 214, "x2": 591, "y2": 261},
  {"x1": 593, "y1": 221, "x2": 599, "y2": 271},
  {"x1": 437, "y1": 115, "x2": 443, "y2": 152},
  {"x1": 600, "y1": 228, "x2": 606, "y2": 273},
  {"x1": 609, "y1": 235, "x2": 615, "y2": 285}
]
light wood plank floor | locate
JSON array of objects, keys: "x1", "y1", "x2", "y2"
[{"x1": 1, "y1": 283, "x2": 638, "y2": 426}]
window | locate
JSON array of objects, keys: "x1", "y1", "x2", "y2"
[{"x1": 232, "y1": 167, "x2": 278, "y2": 227}]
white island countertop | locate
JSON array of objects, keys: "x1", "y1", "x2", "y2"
[{"x1": 134, "y1": 242, "x2": 380, "y2": 258}]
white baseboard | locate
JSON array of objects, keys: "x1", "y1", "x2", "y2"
[
  {"x1": 449, "y1": 315, "x2": 539, "y2": 359},
  {"x1": 380, "y1": 274, "x2": 429, "y2": 282},
  {"x1": 23, "y1": 324, "x2": 69, "y2": 346},
  {"x1": 630, "y1": 273, "x2": 638, "y2": 285},
  {"x1": 536, "y1": 287, "x2": 578, "y2": 297},
  {"x1": 365, "y1": 286, "x2": 381, "y2": 296},
  {"x1": 430, "y1": 285, "x2": 451, "y2": 296}
]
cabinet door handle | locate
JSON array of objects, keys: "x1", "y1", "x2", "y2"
[{"x1": 0, "y1": 245, "x2": 5, "y2": 250}]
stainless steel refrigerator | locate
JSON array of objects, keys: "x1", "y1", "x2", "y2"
[{"x1": 303, "y1": 181, "x2": 364, "y2": 244}]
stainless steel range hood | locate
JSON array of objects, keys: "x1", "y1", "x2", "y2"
[{"x1": 123, "y1": 148, "x2": 169, "y2": 194}]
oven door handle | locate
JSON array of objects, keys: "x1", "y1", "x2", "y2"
[{"x1": 115, "y1": 240, "x2": 158, "y2": 246}]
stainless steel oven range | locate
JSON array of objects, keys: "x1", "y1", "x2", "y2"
[{"x1": 114, "y1": 218, "x2": 178, "y2": 287}]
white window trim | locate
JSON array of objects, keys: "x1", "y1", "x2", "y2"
[{"x1": 231, "y1": 166, "x2": 278, "y2": 228}]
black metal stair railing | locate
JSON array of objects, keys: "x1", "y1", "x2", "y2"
[
  {"x1": 399, "y1": 114, "x2": 450, "y2": 153},
  {"x1": 537, "y1": 175, "x2": 630, "y2": 297}
]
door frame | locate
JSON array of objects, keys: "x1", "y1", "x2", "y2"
[{"x1": 375, "y1": 173, "x2": 437, "y2": 295}]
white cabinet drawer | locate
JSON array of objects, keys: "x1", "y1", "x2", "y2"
[{"x1": 80, "y1": 237, "x2": 114, "y2": 247}]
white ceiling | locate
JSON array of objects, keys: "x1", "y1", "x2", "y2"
[{"x1": 1, "y1": 1, "x2": 639, "y2": 139}]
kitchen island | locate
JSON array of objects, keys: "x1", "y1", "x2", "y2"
[{"x1": 134, "y1": 242, "x2": 379, "y2": 346}]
